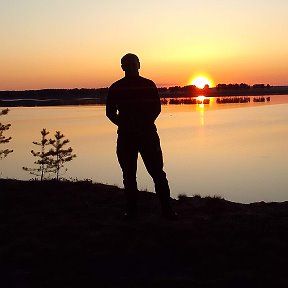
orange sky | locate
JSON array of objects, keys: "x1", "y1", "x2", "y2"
[{"x1": 1, "y1": 0, "x2": 288, "y2": 90}]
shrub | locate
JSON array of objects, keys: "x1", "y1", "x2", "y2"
[{"x1": 0, "y1": 108, "x2": 13, "y2": 160}]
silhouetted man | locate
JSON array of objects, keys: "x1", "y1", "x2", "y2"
[{"x1": 106, "y1": 53, "x2": 176, "y2": 219}]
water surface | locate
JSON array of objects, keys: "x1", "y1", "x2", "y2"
[{"x1": 2, "y1": 95, "x2": 288, "y2": 203}]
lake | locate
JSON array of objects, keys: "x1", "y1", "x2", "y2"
[{"x1": 1, "y1": 95, "x2": 288, "y2": 203}]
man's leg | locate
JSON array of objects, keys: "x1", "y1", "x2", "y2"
[
  {"x1": 139, "y1": 130, "x2": 176, "y2": 219},
  {"x1": 117, "y1": 133, "x2": 139, "y2": 217}
]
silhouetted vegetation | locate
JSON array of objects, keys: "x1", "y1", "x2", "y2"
[
  {"x1": 216, "y1": 83, "x2": 271, "y2": 90},
  {"x1": 23, "y1": 129, "x2": 54, "y2": 180},
  {"x1": 211, "y1": 83, "x2": 279, "y2": 97},
  {"x1": 0, "y1": 108, "x2": 13, "y2": 160},
  {"x1": 216, "y1": 83, "x2": 251, "y2": 90},
  {"x1": 159, "y1": 83, "x2": 286, "y2": 99},
  {"x1": 216, "y1": 96, "x2": 251, "y2": 104},
  {"x1": 0, "y1": 84, "x2": 287, "y2": 107},
  {"x1": 253, "y1": 96, "x2": 270, "y2": 102},
  {"x1": 23, "y1": 129, "x2": 76, "y2": 180},
  {"x1": 49, "y1": 131, "x2": 76, "y2": 180},
  {"x1": 1, "y1": 179, "x2": 288, "y2": 287},
  {"x1": 0, "y1": 88, "x2": 108, "y2": 106},
  {"x1": 167, "y1": 97, "x2": 210, "y2": 105},
  {"x1": 160, "y1": 84, "x2": 209, "y2": 98},
  {"x1": 216, "y1": 96, "x2": 271, "y2": 104}
]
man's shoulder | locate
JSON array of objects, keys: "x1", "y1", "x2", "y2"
[
  {"x1": 109, "y1": 76, "x2": 157, "y2": 89},
  {"x1": 138, "y1": 76, "x2": 156, "y2": 87},
  {"x1": 109, "y1": 77, "x2": 126, "y2": 89}
]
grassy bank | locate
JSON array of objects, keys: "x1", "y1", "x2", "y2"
[{"x1": 1, "y1": 179, "x2": 288, "y2": 287}]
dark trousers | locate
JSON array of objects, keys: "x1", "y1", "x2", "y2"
[{"x1": 117, "y1": 129, "x2": 171, "y2": 210}]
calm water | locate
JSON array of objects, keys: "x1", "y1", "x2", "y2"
[{"x1": 1, "y1": 95, "x2": 288, "y2": 203}]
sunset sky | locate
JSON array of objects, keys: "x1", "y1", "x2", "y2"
[{"x1": 1, "y1": 0, "x2": 288, "y2": 90}]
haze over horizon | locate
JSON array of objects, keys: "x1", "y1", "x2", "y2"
[{"x1": 1, "y1": 0, "x2": 288, "y2": 90}]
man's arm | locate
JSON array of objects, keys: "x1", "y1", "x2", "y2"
[
  {"x1": 149, "y1": 82, "x2": 161, "y2": 121},
  {"x1": 106, "y1": 87, "x2": 119, "y2": 126}
]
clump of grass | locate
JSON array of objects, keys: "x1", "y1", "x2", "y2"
[
  {"x1": 68, "y1": 177, "x2": 93, "y2": 184},
  {"x1": 178, "y1": 193, "x2": 188, "y2": 200},
  {"x1": 209, "y1": 195, "x2": 224, "y2": 201}
]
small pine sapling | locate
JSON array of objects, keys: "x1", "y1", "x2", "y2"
[
  {"x1": 49, "y1": 131, "x2": 76, "y2": 180},
  {"x1": 23, "y1": 128, "x2": 54, "y2": 180}
]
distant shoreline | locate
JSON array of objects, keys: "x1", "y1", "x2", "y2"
[{"x1": 1, "y1": 86, "x2": 288, "y2": 107}]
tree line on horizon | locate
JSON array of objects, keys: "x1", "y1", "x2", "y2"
[
  {"x1": 0, "y1": 82, "x2": 273, "y2": 95},
  {"x1": 1, "y1": 82, "x2": 283, "y2": 107},
  {"x1": 157, "y1": 83, "x2": 272, "y2": 97},
  {"x1": 0, "y1": 88, "x2": 108, "y2": 100},
  {"x1": 216, "y1": 83, "x2": 271, "y2": 89}
]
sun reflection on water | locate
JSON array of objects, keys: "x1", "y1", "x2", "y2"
[{"x1": 196, "y1": 96, "x2": 208, "y2": 126}]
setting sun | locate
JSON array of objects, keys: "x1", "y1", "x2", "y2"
[{"x1": 191, "y1": 76, "x2": 212, "y2": 89}]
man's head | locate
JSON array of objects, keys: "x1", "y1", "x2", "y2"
[{"x1": 121, "y1": 53, "x2": 140, "y2": 76}]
